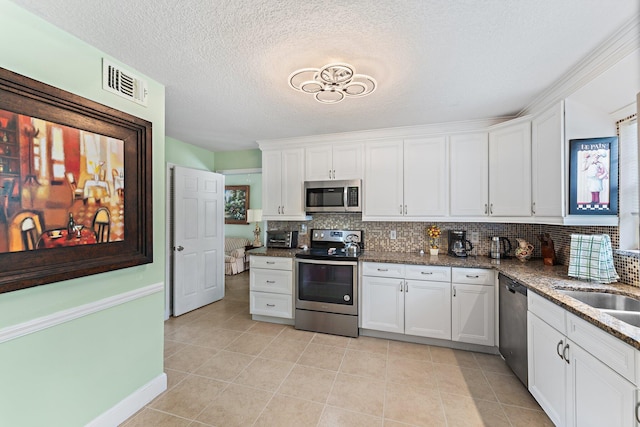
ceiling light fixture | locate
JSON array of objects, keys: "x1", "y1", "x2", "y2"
[{"x1": 288, "y1": 63, "x2": 376, "y2": 104}]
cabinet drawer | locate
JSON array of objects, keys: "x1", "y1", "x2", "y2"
[
  {"x1": 250, "y1": 269, "x2": 292, "y2": 294},
  {"x1": 566, "y1": 312, "x2": 636, "y2": 384},
  {"x1": 405, "y1": 265, "x2": 451, "y2": 282},
  {"x1": 528, "y1": 292, "x2": 566, "y2": 334},
  {"x1": 250, "y1": 255, "x2": 293, "y2": 271},
  {"x1": 451, "y1": 268, "x2": 494, "y2": 286},
  {"x1": 362, "y1": 262, "x2": 405, "y2": 278},
  {"x1": 250, "y1": 292, "x2": 293, "y2": 318}
]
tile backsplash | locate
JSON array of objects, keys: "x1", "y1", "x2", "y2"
[{"x1": 267, "y1": 214, "x2": 639, "y2": 287}]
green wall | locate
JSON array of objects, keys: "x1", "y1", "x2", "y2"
[
  {"x1": 214, "y1": 148, "x2": 261, "y2": 170},
  {"x1": 166, "y1": 136, "x2": 216, "y2": 171},
  {"x1": 0, "y1": 2, "x2": 166, "y2": 426}
]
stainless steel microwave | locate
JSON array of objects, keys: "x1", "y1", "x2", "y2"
[{"x1": 304, "y1": 180, "x2": 362, "y2": 213}]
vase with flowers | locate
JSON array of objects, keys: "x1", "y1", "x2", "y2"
[{"x1": 427, "y1": 224, "x2": 441, "y2": 255}]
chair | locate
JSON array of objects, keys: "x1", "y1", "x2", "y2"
[
  {"x1": 20, "y1": 217, "x2": 39, "y2": 250},
  {"x1": 66, "y1": 172, "x2": 84, "y2": 201},
  {"x1": 224, "y1": 237, "x2": 252, "y2": 275},
  {"x1": 92, "y1": 207, "x2": 111, "y2": 243}
]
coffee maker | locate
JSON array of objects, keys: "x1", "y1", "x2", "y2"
[{"x1": 448, "y1": 230, "x2": 473, "y2": 257}]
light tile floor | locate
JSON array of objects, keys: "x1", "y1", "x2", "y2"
[{"x1": 122, "y1": 272, "x2": 553, "y2": 427}]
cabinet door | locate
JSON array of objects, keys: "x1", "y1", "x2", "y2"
[
  {"x1": 361, "y1": 275, "x2": 404, "y2": 333},
  {"x1": 363, "y1": 139, "x2": 404, "y2": 217},
  {"x1": 570, "y1": 341, "x2": 637, "y2": 427},
  {"x1": 404, "y1": 136, "x2": 448, "y2": 217},
  {"x1": 532, "y1": 102, "x2": 564, "y2": 218},
  {"x1": 305, "y1": 145, "x2": 333, "y2": 181},
  {"x1": 451, "y1": 283, "x2": 494, "y2": 346},
  {"x1": 488, "y1": 121, "x2": 532, "y2": 216},
  {"x1": 450, "y1": 133, "x2": 489, "y2": 216},
  {"x1": 527, "y1": 312, "x2": 568, "y2": 427},
  {"x1": 332, "y1": 142, "x2": 364, "y2": 180},
  {"x1": 404, "y1": 279, "x2": 451, "y2": 340},
  {"x1": 262, "y1": 150, "x2": 283, "y2": 216},
  {"x1": 280, "y1": 148, "x2": 305, "y2": 217}
]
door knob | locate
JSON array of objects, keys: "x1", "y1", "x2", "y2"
[{"x1": 175, "y1": 245, "x2": 184, "y2": 251}]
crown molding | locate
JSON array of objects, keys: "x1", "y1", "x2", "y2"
[{"x1": 521, "y1": 15, "x2": 640, "y2": 116}]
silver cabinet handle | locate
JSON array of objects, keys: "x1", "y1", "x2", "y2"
[
  {"x1": 532, "y1": 202, "x2": 536, "y2": 215},
  {"x1": 377, "y1": 268, "x2": 388, "y2": 272},
  {"x1": 281, "y1": 206, "x2": 284, "y2": 214},
  {"x1": 277, "y1": 206, "x2": 281, "y2": 214},
  {"x1": 466, "y1": 275, "x2": 479, "y2": 278},
  {"x1": 453, "y1": 286, "x2": 456, "y2": 297},
  {"x1": 266, "y1": 280, "x2": 275, "y2": 284},
  {"x1": 490, "y1": 203, "x2": 494, "y2": 214},
  {"x1": 333, "y1": 170, "x2": 336, "y2": 179},
  {"x1": 404, "y1": 205, "x2": 407, "y2": 215},
  {"x1": 484, "y1": 203, "x2": 488, "y2": 214},
  {"x1": 563, "y1": 343, "x2": 570, "y2": 364},
  {"x1": 557, "y1": 340, "x2": 564, "y2": 359},
  {"x1": 400, "y1": 205, "x2": 403, "y2": 214},
  {"x1": 399, "y1": 282, "x2": 404, "y2": 292},
  {"x1": 405, "y1": 283, "x2": 408, "y2": 292},
  {"x1": 175, "y1": 245, "x2": 184, "y2": 252},
  {"x1": 266, "y1": 261, "x2": 275, "y2": 264},
  {"x1": 421, "y1": 271, "x2": 433, "y2": 275},
  {"x1": 266, "y1": 303, "x2": 275, "y2": 307},
  {"x1": 329, "y1": 170, "x2": 332, "y2": 179},
  {"x1": 635, "y1": 401, "x2": 640, "y2": 423}
]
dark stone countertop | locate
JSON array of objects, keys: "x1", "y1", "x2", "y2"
[{"x1": 248, "y1": 248, "x2": 640, "y2": 350}]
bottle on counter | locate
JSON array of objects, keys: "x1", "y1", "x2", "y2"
[{"x1": 67, "y1": 213, "x2": 76, "y2": 239}]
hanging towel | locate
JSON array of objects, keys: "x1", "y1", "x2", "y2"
[{"x1": 568, "y1": 234, "x2": 619, "y2": 284}]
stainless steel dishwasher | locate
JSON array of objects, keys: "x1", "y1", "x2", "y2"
[{"x1": 499, "y1": 273, "x2": 528, "y2": 387}]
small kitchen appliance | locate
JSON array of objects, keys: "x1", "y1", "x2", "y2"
[
  {"x1": 266, "y1": 230, "x2": 298, "y2": 248},
  {"x1": 294, "y1": 229, "x2": 364, "y2": 337},
  {"x1": 490, "y1": 236, "x2": 512, "y2": 259},
  {"x1": 448, "y1": 230, "x2": 473, "y2": 257}
]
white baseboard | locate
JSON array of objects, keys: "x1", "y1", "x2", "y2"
[{"x1": 87, "y1": 373, "x2": 167, "y2": 427}]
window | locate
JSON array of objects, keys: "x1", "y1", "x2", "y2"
[{"x1": 618, "y1": 113, "x2": 638, "y2": 250}]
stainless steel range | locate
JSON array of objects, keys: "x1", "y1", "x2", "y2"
[{"x1": 294, "y1": 229, "x2": 363, "y2": 337}]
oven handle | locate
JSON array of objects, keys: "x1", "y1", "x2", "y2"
[{"x1": 295, "y1": 258, "x2": 358, "y2": 267}]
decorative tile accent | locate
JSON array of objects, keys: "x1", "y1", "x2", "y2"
[{"x1": 267, "y1": 215, "x2": 639, "y2": 286}]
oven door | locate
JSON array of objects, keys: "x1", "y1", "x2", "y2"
[{"x1": 295, "y1": 258, "x2": 358, "y2": 315}]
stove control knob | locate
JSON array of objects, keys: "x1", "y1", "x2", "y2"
[{"x1": 343, "y1": 295, "x2": 351, "y2": 302}]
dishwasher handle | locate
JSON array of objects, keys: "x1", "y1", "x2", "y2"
[{"x1": 500, "y1": 274, "x2": 527, "y2": 296}]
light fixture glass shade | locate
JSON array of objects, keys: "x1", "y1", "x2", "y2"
[{"x1": 288, "y1": 62, "x2": 376, "y2": 104}]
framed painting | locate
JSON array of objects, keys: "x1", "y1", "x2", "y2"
[
  {"x1": 0, "y1": 67, "x2": 153, "y2": 294},
  {"x1": 569, "y1": 136, "x2": 618, "y2": 216},
  {"x1": 224, "y1": 185, "x2": 249, "y2": 224}
]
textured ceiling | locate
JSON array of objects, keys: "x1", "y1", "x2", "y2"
[{"x1": 9, "y1": 0, "x2": 640, "y2": 151}]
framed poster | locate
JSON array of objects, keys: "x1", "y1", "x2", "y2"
[
  {"x1": 0, "y1": 67, "x2": 153, "y2": 293},
  {"x1": 224, "y1": 185, "x2": 249, "y2": 224},
  {"x1": 569, "y1": 136, "x2": 618, "y2": 215}
]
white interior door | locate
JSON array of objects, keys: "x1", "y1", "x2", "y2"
[{"x1": 173, "y1": 166, "x2": 224, "y2": 316}]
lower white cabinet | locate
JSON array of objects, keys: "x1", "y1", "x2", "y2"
[
  {"x1": 249, "y1": 256, "x2": 293, "y2": 319},
  {"x1": 361, "y1": 263, "x2": 451, "y2": 339},
  {"x1": 528, "y1": 292, "x2": 639, "y2": 427},
  {"x1": 451, "y1": 268, "x2": 495, "y2": 346}
]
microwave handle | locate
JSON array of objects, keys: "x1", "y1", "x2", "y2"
[{"x1": 343, "y1": 186, "x2": 348, "y2": 209}]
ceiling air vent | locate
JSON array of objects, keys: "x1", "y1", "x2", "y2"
[{"x1": 102, "y1": 59, "x2": 148, "y2": 106}]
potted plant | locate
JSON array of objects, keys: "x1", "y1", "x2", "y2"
[{"x1": 427, "y1": 224, "x2": 441, "y2": 255}]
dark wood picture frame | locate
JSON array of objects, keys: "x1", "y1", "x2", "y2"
[
  {"x1": 224, "y1": 185, "x2": 250, "y2": 224},
  {"x1": 0, "y1": 67, "x2": 153, "y2": 294},
  {"x1": 569, "y1": 136, "x2": 618, "y2": 216}
]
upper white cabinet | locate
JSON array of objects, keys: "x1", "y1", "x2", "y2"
[
  {"x1": 450, "y1": 133, "x2": 489, "y2": 216},
  {"x1": 305, "y1": 142, "x2": 363, "y2": 181},
  {"x1": 488, "y1": 119, "x2": 532, "y2": 217},
  {"x1": 262, "y1": 148, "x2": 306, "y2": 219},
  {"x1": 364, "y1": 136, "x2": 448, "y2": 220},
  {"x1": 531, "y1": 102, "x2": 565, "y2": 221}
]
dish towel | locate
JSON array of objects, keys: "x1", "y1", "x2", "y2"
[{"x1": 568, "y1": 234, "x2": 619, "y2": 284}]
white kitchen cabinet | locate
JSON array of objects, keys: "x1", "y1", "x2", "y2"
[
  {"x1": 488, "y1": 119, "x2": 532, "y2": 217},
  {"x1": 531, "y1": 101, "x2": 565, "y2": 220},
  {"x1": 305, "y1": 142, "x2": 363, "y2": 181},
  {"x1": 528, "y1": 292, "x2": 640, "y2": 427},
  {"x1": 450, "y1": 132, "x2": 489, "y2": 216},
  {"x1": 451, "y1": 268, "x2": 495, "y2": 346},
  {"x1": 364, "y1": 137, "x2": 448, "y2": 219},
  {"x1": 262, "y1": 148, "x2": 306, "y2": 219},
  {"x1": 361, "y1": 263, "x2": 452, "y2": 339},
  {"x1": 249, "y1": 256, "x2": 294, "y2": 319}
]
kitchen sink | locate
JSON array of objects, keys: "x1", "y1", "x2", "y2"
[
  {"x1": 557, "y1": 290, "x2": 640, "y2": 312},
  {"x1": 601, "y1": 310, "x2": 640, "y2": 328}
]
